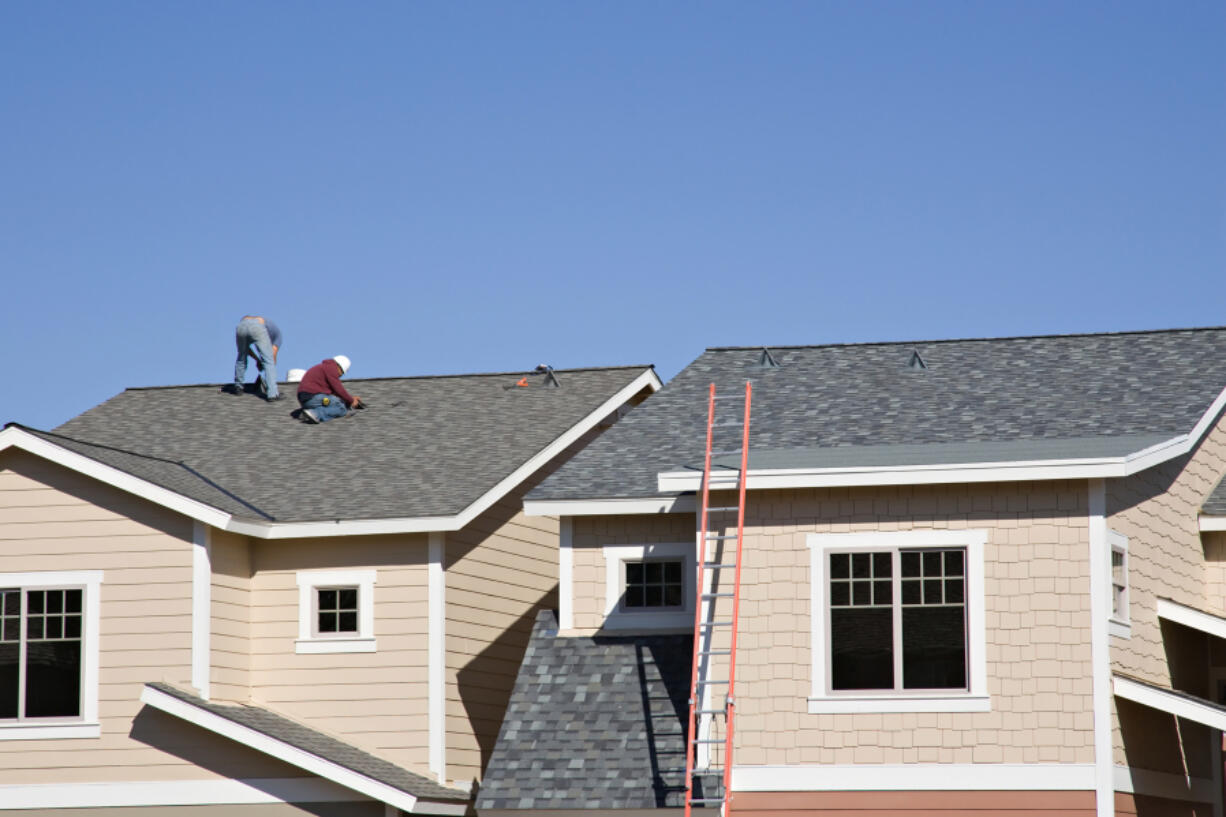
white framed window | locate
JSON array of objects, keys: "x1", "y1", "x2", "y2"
[
  {"x1": 1108, "y1": 530, "x2": 1130, "y2": 639},
  {"x1": 295, "y1": 570, "x2": 376, "y2": 654},
  {"x1": 808, "y1": 530, "x2": 989, "y2": 713},
  {"x1": 602, "y1": 543, "x2": 694, "y2": 630},
  {"x1": 0, "y1": 570, "x2": 102, "y2": 740}
]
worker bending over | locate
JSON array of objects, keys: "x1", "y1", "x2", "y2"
[
  {"x1": 232, "y1": 315, "x2": 283, "y2": 401},
  {"x1": 297, "y1": 355, "x2": 362, "y2": 424}
]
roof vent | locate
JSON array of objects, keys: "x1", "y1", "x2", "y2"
[
  {"x1": 906, "y1": 350, "x2": 928, "y2": 370},
  {"x1": 287, "y1": 368, "x2": 306, "y2": 383},
  {"x1": 754, "y1": 347, "x2": 780, "y2": 368}
]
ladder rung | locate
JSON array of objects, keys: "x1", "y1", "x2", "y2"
[
  {"x1": 690, "y1": 799, "x2": 726, "y2": 805},
  {"x1": 711, "y1": 421, "x2": 742, "y2": 428},
  {"x1": 704, "y1": 534, "x2": 738, "y2": 541},
  {"x1": 702, "y1": 562, "x2": 737, "y2": 569},
  {"x1": 698, "y1": 649, "x2": 731, "y2": 656},
  {"x1": 709, "y1": 448, "x2": 742, "y2": 456},
  {"x1": 712, "y1": 395, "x2": 743, "y2": 400},
  {"x1": 692, "y1": 738, "x2": 726, "y2": 744},
  {"x1": 705, "y1": 505, "x2": 739, "y2": 513},
  {"x1": 696, "y1": 679, "x2": 729, "y2": 685},
  {"x1": 698, "y1": 621, "x2": 730, "y2": 628},
  {"x1": 696, "y1": 708, "x2": 726, "y2": 715},
  {"x1": 701, "y1": 592, "x2": 734, "y2": 599}
]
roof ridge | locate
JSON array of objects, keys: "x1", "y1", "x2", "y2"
[
  {"x1": 121, "y1": 364, "x2": 655, "y2": 392},
  {"x1": 706, "y1": 325, "x2": 1226, "y2": 353}
]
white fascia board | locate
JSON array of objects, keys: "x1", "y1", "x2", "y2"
[
  {"x1": 0, "y1": 427, "x2": 233, "y2": 529},
  {"x1": 524, "y1": 494, "x2": 697, "y2": 517},
  {"x1": 139, "y1": 685, "x2": 427, "y2": 813},
  {"x1": 1200, "y1": 516, "x2": 1226, "y2": 532},
  {"x1": 655, "y1": 436, "x2": 1191, "y2": 493},
  {"x1": 731, "y1": 763, "x2": 1095, "y2": 791},
  {"x1": 1112, "y1": 675, "x2": 1226, "y2": 732},
  {"x1": 0, "y1": 777, "x2": 370, "y2": 809},
  {"x1": 451, "y1": 369, "x2": 662, "y2": 530},
  {"x1": 1156, "y1": 598, "x2": 1226, "y2": 641}
]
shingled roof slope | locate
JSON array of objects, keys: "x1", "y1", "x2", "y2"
[
  {"x1": 477, "y1": 610, "x2": 714, "y2": 811},
  {"x1": 530, "y1": 328, "x2": 1226, "y2": 501},
  {"x1": 1204, "y1": 476, "x2": 1226, "y2": 516},
  {"x1": 30, "y1": 366, "x2": 652, "y2": 522},
  {"x1": 145, "y1": 682, "x2": 468, "y2": 803}
]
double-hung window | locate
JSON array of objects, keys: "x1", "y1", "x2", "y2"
[
  {"x1": 1108, "y1": 530, "x2": 1130, "y2": 638},
  {"x1": 809, "y1": 531, "x2": 988, "y2": 713},
  {"x1": 0, "y1": 571, "x2": 102, "y2": 739}
]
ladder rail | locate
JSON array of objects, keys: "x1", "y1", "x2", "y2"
[{"x1": 721, "y1": 382, "x2": 752, "y2": 809}]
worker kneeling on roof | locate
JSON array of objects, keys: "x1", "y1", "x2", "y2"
[{"x1": 297, "y1": 356, "x2": 363, "y2": 424}]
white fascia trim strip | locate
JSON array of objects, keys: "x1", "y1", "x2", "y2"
[
  {"x1": 731, "y1": 763, "x2": 1095, "y2": 791},
  {"x1": 524, "y1": 495, "x2": 697, "y2": 518},
  {"x1": 1112, "y1": 675, "x2": 1226, "y2": 732},
  {"x1": 0, "y1": 428, "x2": 233, "y2": 529},
  {"x1": 0, "y1": 777, "x2": 370, "y2": 809},
  {"x1": 139, "y1": 686, "x2": 421, "y2": 813},
  {"x1": 1156, "y1": 597, "x2": 1226, "y2": 641},
  {"x1": 451, "y1": 368, "x2": 662, "y2": 531},
  {"x1": 1200, "y1": 516, "x2": 1226, "y2": 532}
]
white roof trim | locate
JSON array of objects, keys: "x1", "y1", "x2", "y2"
[
  {"x1": 1112, "y1": 674, "x2": 1226, "y2": 732},
  {"x1": 139, "y1": 686, "x2": 466, "y2": 815},
  {"x1": 524, "y1": 494, "x2": 696, "y2": 517},
  {"x1": 1199, "y1": 515, "x2": 1226, "y2": 532},
  {"x1": 1156, "y1": 597, "x2": 1226, "y2": 641},
  {"x1": 0, "y1": 368, "x2": 660, "y2": 540},
  {"x1": 655, "y1": 381, "x2": 1226, "y2": 493}
]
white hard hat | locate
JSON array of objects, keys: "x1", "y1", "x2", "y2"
[{"x1": 333, "y1": 355, "x2": 351, "y2": 374}]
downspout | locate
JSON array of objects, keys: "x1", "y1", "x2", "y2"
[{"x1": 1088, "y1": 479, "x2": 1113, "y2": 817}]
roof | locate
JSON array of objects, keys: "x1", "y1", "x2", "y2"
[
  {"x1": 141, "y1": 682, "x2": 468, "y2": 812},
  {"x1": 477, "y1": 610, "x2": 714, "y2": 811},
  {"x1": 7, "y1": 366, "x2": 655, "y2": 528},
  {"x1": 1204, "y1": 476, "x2": 1226, "y2": 516},
  {"x1": 529, "y1": 328, "x2": 1226, "y2": 501}
]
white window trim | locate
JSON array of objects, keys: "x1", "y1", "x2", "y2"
[
  {"x1": 807, "y1": 530, "x2": 988, "y2": 713},
  {"x1": 1107, "y1": 529, "x2": 1130, "y2": 639},
  {"x1": 295, "y1": 569, "x2": 376, "y2": 654},
  {"x1": 601, "y1": 543, "x2": 694, "y2": 630},
  {"x1": 0, "y1": 570, "x2": 103, "y2": 740}
]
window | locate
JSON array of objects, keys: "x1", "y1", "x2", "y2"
[
  {"x1": 602, "y1": 543, "x2": 694, "y2": 630},
  {"x1": 1108, "y1": 530, "x2": 1130, "y2": 638},
  {"x1": 809, "y1": 531, "x2": 988, "y2": 713},
  {"x1": 0, "y1": 571, "x2": 102, "y2": 739},
  {"x1": 296, "y1": 570, "x2": 376, "y2": 654}
]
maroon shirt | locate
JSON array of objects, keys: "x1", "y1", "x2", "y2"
[{"x1": 297, "y1": 359, "x2": 356, "y2": 406}]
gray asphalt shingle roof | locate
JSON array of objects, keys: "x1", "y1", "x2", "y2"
[
  {"x1": 476, "y1": 610, "x2": 713, "y2": 811},
  {"x1": 531, "y1": 328, "x2": 1226, "y2": 501},
  {"x1": 1205, "y1": 477, "x2": 1226, "y2": 516},
  {"x1": 23, "y1": 366, "x2": 652, "y2": 523},
  {"x1": 146, "y1": 682, "x2": 468, "y2": 804}
]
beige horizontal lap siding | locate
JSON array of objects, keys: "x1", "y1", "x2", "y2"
[
  {"x1": 0, "y1": 451, "x2": 280, "y2": 784},
  {"x1": 573, "y1": 482, "x2": 1095, "y2": 768},
  {"x1": 210, "y1": 529, "x2": 252, "y2": 702},
  {"x1": 249, "y1": 534, "x2": 431, "y2": 771},
  {"x1": 734, "y1": 789, "x2": 1097, "y2": 816},
  {"x1": 445, "y1": 490, "x2": 560, "y2": 786},
  {"x1": 1106, "y1": 413, "x2": 1226, "y2": 776}
]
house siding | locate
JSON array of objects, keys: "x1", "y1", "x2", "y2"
[
  {"x1": 571, "y1": 479, "x2": 1096, "y2": 770},
  {"x1": 210, "y1": 528, "x2": 252, "y2": 702},
  {"x1": 734, "y1": 789, "x2": 1097, "y2": 816},
  {"x1": 0, "y1": 450, "x2": 298, "y2": 784},
  {"x1": 248, "y1": 534, "x2": 431, "y2": 772},
  {"x1": 1106, "y1": 412, "x2": 1226, "y2": 777}
]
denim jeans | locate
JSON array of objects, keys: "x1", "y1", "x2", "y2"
[
  {"x1": 299, "y1": 392, "x2": 350, "y2": 423},
  {"x1": 234, "y1": 318, "x2": 279, "y2": 399}
]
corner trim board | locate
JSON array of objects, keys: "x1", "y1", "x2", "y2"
[
  {"x1": 191, "y1": 521, "x2": 211, "y2": 699},
  {"x1": 428, "y1": 531, "x2": 446, "y2": 783},
  {"x1": 1088, "y1": 479, "x2": 1113, "y2": 817}
]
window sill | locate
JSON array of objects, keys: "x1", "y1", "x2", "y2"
[
  {"x1": 1109, "y1": 619, "x2": 1131, "y2": 639},
  {"x1": 808, "y1": 694, "x2": 991, "y2": 714},
  {"x1": 295, "y1": 637, "x2": 376, "y2": 654},
  {"x1": 0, "y1": 721, "x2": 101, "y2": 740},
  {"x1": 601, "y1": 611, "x2": 692, "y2": 631}
]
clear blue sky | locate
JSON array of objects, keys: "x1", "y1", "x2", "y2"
[{"x1": 4, "y1": 1, "x2": 1224, "y2": 431}]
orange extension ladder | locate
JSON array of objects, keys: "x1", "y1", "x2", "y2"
[{"x1": 684, "y1": 382, "x2": 751, "y2": 817}]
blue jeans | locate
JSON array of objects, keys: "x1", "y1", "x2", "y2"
[
  {"x1": 234, "y1": 318, "x2": 278, "y2": 399},
  {"x1": 299, "y1": 392, "x2": 349, "y2": 423}
]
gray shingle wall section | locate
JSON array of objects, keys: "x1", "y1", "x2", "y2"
[
  {"x1": 531, "y1": 328, "x2": 1226, "y2": 500},
  {"x1": 34, "y1": 366, "x2": 651, "y2": 522},
  {"x1": 145, "y1": 682, "x2": 468, "y2": 802},
  {"x1": 477, "y1": 610, "x2": 703, "y2": 810},
  {"x1": 1204, "y1": 476, "x2": 1226, "y2": 516}
]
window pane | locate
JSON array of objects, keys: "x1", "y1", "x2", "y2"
[
  {"x1": 646, "y1": 562, "x2": 663, "y2": 583},
  {"x1": 901, "y1": 551, "x2": 921, "y2": 578},
  {"x1": 873, "y1": 580, "x2": 892, "y2": 605},
  {"x1": 65, "y1": 590, "x2": 82, "y2": 614},
  {"x1": 338, "y1": 612, "x2": 358, "y2": 633},
  {"x1": 318, "y1": 589, "x2": 337, "y2": 610},
  {"x1": 0, "y1": 642, "x2": 17, "y2": 719},
  {"x1": 664, "y1": 585, "x2": 682, "y2": 607},
  {"x1": 851, "y1": 553, "x2": 871, "y2": 579},
  {"x1": 664, "y1": 562, "x2": 682, "y2": 583},
  {"x1": 922, "y1": 552, "x2": 942, "y2": 576},
  {"x1": 901, "y1": 580, "x2": 921, "y2": 605},
  {"x1": 831, "y1": 608, "x2": 893, "y2": 690},
  {"x1": 47, "y1": 592, "x2": 63, "y2": 614},
  {"x1": 27, "y1": 618, "x2": 43, "y2": 640},
  {"x1": 338, "y1": 589, "x2": 358, "y2": 609},
  {"x1": 626, "y1": 585, "x2": 644, "y2": 608},
  {"x1": 46, "y1": 617, "x2": 62, "y2": 640},
  {"x1": 65, "y1": 616, "x2": 82, "y2": 639},
  {"x1": 27, "y1": 592, "x2": 43, "y2": 614},
  {"x1": 902, "y1": 606, "x2": 966, "y2": 689},
  {"x1": 923, "y1": 579, "x2": 943, "y2": 604},
  {"x1": 829, "y1": 554, "x2": 849, "y2": 579},
  {"x1": 1, "y1": 621, "x2": 16, "y2": 642},
  {"x1": 25, "y1": 641, "x2": 82, "y2": 718},
  {"x1": 872, "y1": 552, "x2": 891, "y2": 578},
  {"x1": 1, "y1": 591, "x2": 17, "y2": 617},
  {"x1": 945, "y1": 551, "x2": 964, "y2": 576},
  {"x1": 319, "y1": 611, "x2": 338, "y2": 633},
  {"x1": 626, "y1": 563, "x2": 644, "y2": 584},
  {"x1": 830, "y1": 581, "x2": 849, "y2": 607},
  {"x1": 852, "y1": 581, "x2": 872, "y2": 606},
  {"x1": 946, "y1": 579, "x2": 964, "y2": 604}
]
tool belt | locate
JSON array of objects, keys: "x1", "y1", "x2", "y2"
[{"x1": 298, "y1": 392, "x2": 332, "y2": 407}]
